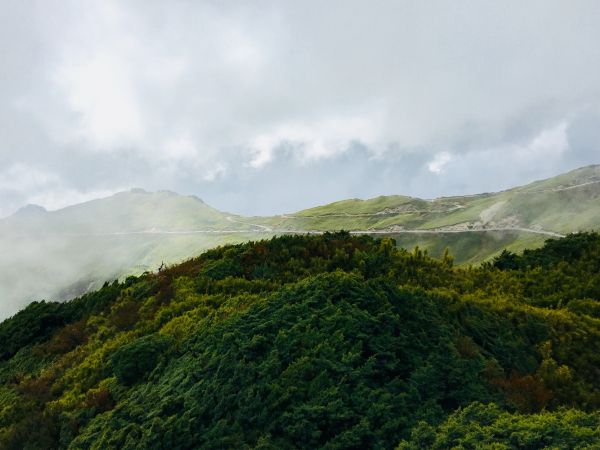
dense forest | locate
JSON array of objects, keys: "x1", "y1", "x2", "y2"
[{"x1": 1, "y1": 232, "x2": 600, "y2": 449}]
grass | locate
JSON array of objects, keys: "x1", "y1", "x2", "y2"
[{"x1": 390, "y1": 231, "x2": 547, "y2": 265}]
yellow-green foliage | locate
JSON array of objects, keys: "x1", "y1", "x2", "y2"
[{"x1": 1, "y1": 232, "x2": 600, "y2": 449}]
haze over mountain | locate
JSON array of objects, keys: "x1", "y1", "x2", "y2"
[{"x1": 1, "y1": 164, "x2": 599, "y2": 319}]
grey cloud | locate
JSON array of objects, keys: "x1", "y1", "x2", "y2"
[{"x1": 1, "y1": 0, "x2": 600, "y2": 217}]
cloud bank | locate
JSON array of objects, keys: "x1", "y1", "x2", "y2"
[{"x1": 1, "y1": 0, "x2": 600, "y2": 216}]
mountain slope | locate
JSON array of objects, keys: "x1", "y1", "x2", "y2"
[
  {"x1": 2, "y1": 165, "x2": 600, "y2": 319},
  {"x1": 2, "y1": 189, "x2": 239, "y2": 234},
  {"x1": 260, "y1": 165, "x2": 600, "y2": 234},
  {"x1": 1, "y1": 233, "x2": 599, "y2": 448},
  {"x1": 255, "y1": 165, "x2": 600, "y2": 263},
  {"x1": 0, "y1": 190, "x2": 260, "y2": 319}
]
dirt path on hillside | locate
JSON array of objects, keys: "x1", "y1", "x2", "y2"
[
  {"x1": 226, "y1": 215, "x2": 273, "y2": 232},
  {"x1": 42, "y1": 225, "x2": 562, "y2": 238},
  {"x1": 353, "y1": 227, "x2": 564, "y2": 237},
  {"x1": 519, "y1": 179, "x2": 600, "y2": 194},
  {"x1": 281, "y1": 203, "x2": 465, "y2": 219}
]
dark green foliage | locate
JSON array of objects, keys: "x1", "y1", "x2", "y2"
[
  {"x1": 0, "y1": 301, "x2": 70, "y2": 361},
  {"x1": 487, "y1": 232, "x2": 600, "y2": 308},
  {"x1": 397, "y1": 402, "x2": 600, "y2": 449},
  {"x1": 200, "y1": 257, "x2": 243, "y2": 280},
  {"x1": 492, "y1": 232, "x2": 600, "y2": 270},
  {"x1": 72, "y1": 274, "x2": 497, "y2": 449},
  {"x1": 0, "y1": 280, "x2": 122, "y2": 361},
  {"x1": 1, "y1": 232, "x2": 600, "y2": 449},
  {"x1": 567, "y1": 298, "x2": 600, "y2": 318},
  {"x1": 492, "y1": 249, "x2": 521, "y2": 270},
  {"x1": 111, "y1": 334, "x2": 171, "y2": 385}
]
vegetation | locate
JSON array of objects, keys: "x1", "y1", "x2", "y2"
[
  {"x1": 1, "y1": 231, "x2": 600, "y2": 448},
  {"x1": 397, "y1": 403, "x2": 600, "y2": 449},
  {"x1": 261, "y1": 164, "x2": 600, "y2": 235},
  {"x1": 3, "y1": 165, "x2": 600, "y2": 319}
]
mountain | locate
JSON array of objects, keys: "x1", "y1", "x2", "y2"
[
  {"x1": 1, "y1": 232, "x2": 599, "y2": 448},
  {"x1": 1, "y1": 165, "x2": 600, "y2": 319},
  {"x1": 266, "y1": 164, "x2": 600, "y2": 234},
  {"x1": 3, "y1": 189, "x2": 234, "y2": 234},
  {"x1": 258, "y1": 164, "x2": 600, "y2": 262},
  {"x1": 277, "y1": 165, "x2": 600, "y2": 234},
  {"x1": 0, "y1": 189, "x2": 261, "y2": 319}
]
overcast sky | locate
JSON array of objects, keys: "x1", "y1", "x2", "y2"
[{"x1": 1, "y1": 0, "x2": 600, "y2": 217}]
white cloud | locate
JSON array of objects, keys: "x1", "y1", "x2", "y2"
[
  {"x1": 57, "y1": 53, "x2": 144, "y2": 147},
  {"x1": 0, "y1": 164, "x2": 126, "y2": 216},
  {"x1": 420, "y1": 121, "x2": 574, "y2": 197},
  {"x1": 163, "y1": 135, "x2": 198, "y2": 161},
  {"x1": 0, "y1": 164, "x2": 60, "y2": 192},
  {"x1": 202, "y1": 163, "x2": 227, "y2": 182},
  {"x1": 427, "y1": 152, "x2": 454, "y2": 174},
  {"x1": 490, "y1": 121, "x2": 570, "y2": 167},
  {"x1": 1, "y1": 1, "x2": 600, "y2": 215},
  {"x1": 28, "y1": 187, "x2": 126, "y2": 212},
  {"x1": 527, "y1": 121, "x2": 569, "y2": 157},
  {"x1": 249, "y1": 113, "x2": 384, "y2": 168}
]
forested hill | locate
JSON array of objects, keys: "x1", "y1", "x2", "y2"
[{"x1": 1, "y1": 232, "x2": 600, "y2": 448}]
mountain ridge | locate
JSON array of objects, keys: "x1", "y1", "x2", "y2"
[
  {"x1": 1, "y1": 164, "x2": 599, "y2": 319},
  {"x1": 7, "y1": 164, "x2": 600, "y2": 222}
]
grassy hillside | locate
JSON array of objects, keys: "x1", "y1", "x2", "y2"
[
  {"x1": 2, "y1": 165, "x2": 600, "y2": 319},
  {"x1": 256, "y1": 165, "x2": 600, "y2": 266},
  {"x1": 1, "y1": 232, "x2": 599, "y2": 448},
  {"x1": 390, "y1": 230, "x2": 547, "y2": 265},
  {"x1": 261, "y1": 165, "x2": 600, "y2": 235}
]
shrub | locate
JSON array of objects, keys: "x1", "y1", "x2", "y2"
[{"x1": 110, "y1": 334, "x2": 170, "y2": 385}]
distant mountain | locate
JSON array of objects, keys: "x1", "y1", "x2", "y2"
[
  {"x1": 0, "y1": 189, "x2": 260, "y2": 319},
  {"x1": 258, "y1": 164, "x2": 600, "y2": 263},
  {"x1": 263, "y1": 165, "x2": 600, "y2": 234},
  {"x1": 2, "y1": 189, "x2": 235, "y2": 234},
  {"x1": 1, "y1": 165, "x2": 599, "y2": 319},
  {"x1": 12, "y1": 203, "x2": 47, "y2": 217}
]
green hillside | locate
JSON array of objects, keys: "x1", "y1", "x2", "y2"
[
  {"x1": 0, "y1": 190, "x2": 264, "y2": 319},
  {"x1": 2, "y1": 165, "x2": 600, "y2": 320},
  {"x1": 1, "y1": 232, "x2": 600, "y2": 449},
  {"x1": 390, "y1": 230, "x2": 547, "y2": 265},
  {"x1": 261, "y1": 165, "x2": 600, "y2": 235},
  {"x1": 257, "y1": 165, "x2": 600, "y2": 264}
]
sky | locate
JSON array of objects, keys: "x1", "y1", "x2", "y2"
[{"x1": 1, "y1": 0, "x2": 600, "y2": 217}]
